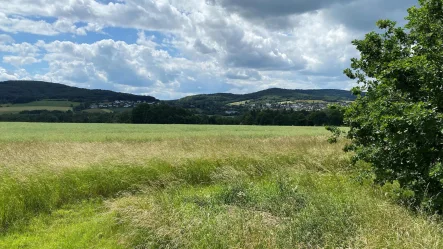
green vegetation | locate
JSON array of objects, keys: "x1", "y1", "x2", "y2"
[
  {"x1": 0, "y1": 104, "x2": 344, "y2": 126},
  {"x1": 0, "y1": 123, "x2": 329, "y2": 142},
  {"x1": 6, "y1": 100, "x2": 81, "y2": 107},
  {"x1": 0, "y1": 123, "x2": 441, "y2": 248},
  {"x1": 83, "y1": 109, "x2": 114, "y2": 114},
  {"x1": 0, "y1": 201, "x2": 123, "y2": 249},
  {"x1": 227, "y1": 100, "x2": 250, "y2": 106},
  {"x1": 343, "y1": 0, "x2": 443, "y2": 212}
]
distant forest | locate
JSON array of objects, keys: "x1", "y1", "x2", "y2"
[{"x1": 0, "y1": 81, "x2": 158, "y2": 103}]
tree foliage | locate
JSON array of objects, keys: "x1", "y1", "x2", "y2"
[
  {"x1": 344, "y1": 0, "x2": 443, "y2": 211},
  {"x1": 132, "y1": 103, "x2": 197, "y2": 124},
  {"x1": 0, "y1": 106, "x2": 344, "y2": 127}
]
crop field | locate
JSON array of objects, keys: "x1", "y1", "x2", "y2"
[{"x1": 0, "y1": 123, "x2": 441, "y2": 248}]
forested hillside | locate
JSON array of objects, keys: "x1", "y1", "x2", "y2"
[
  {"x1": 0, "y1": 81, "x2": 158, "y2": 103},
  {"x1": 172, "y1": 88, "x2": 356, "y2": 106}
]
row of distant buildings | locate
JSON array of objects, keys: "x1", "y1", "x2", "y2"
[
  {"x1": 246, "y1": 101, "x2": 351, "y2": 111},
  {"x1": 88, "y1": 99, "x2": 351, "y2": 115},
  {"x1": 222, "y1": 101, "x2": 351, "y2": 115},
  {"x1": 89, "y1": 100, "x2": 155, "y2": 109}
]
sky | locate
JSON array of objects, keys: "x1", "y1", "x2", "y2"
[{"x1": 0, "y1": 0, "x2": 417, "y2": 100}]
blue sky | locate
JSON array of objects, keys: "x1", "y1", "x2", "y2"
[{"x1": 0, "y1": 0, "x2": 417, "y2": 99}]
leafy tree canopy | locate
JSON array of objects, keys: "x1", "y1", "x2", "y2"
[{"x1": 344, "y1": 0, "x2": 443, "y2": 212}]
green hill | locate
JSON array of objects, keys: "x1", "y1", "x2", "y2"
[
  {"x1": 245, "y1": 88, "x2": 356, "y2": 101},
  {"x1": 169, "y1": 88, "x2": 356, "y2": 114},
  {"x1": 0, "y1": 81, "x2": 355, "y2": 115},
  {"x1": 173, "y1": 88, "x2": 355, "y2": 105},
  {"x1": 0, "y1": 81, "x2": 158, "y2": 104}
]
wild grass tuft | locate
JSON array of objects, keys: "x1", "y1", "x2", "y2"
[{"x1": 111, "y1": 174, "x2": 443, "y2": 249}]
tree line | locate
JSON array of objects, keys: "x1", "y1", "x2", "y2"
[{"x1": 0, "y1": 103, "x2": 343, "y2": 126}]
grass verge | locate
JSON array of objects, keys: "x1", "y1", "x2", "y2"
[{"x1": 111, "y1": 173, "x2": 443, "y2": 248}]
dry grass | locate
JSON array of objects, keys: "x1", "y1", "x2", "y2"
[{"x1": 0, "y1": 136, "x2": 347, "y2": 174}]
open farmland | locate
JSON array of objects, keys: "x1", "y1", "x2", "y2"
[{"x1": 0, "y1": 123, "x2": 441, "y2": 248}]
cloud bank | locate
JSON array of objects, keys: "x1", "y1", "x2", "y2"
[{"x1": 0, "y1": 0, "x2": 416, "y2": 99}]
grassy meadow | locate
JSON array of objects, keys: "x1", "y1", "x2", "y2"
[
  {"x1": 0, "y1": 100, "x2": 79, "y2": 114},
  {"x1": 0, "y1": 106, "x2": 73, "y2": 114},
  {"x1": 0, "y1": 123, "x2": 441, "y2": 248}
]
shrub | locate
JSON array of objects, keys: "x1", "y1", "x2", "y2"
[{"x1": 343, "y1": 0, "x2": 443, "y2": 212}]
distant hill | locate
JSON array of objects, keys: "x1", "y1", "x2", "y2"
[
  {"x1": 0, "y1": 81, "x2": 158, "y2": 104},
  {"x1": 170, "y1": 88, "x2": 356, "y2": 107},
  {"x1": 167, "y1": 88, "x2": 357, "y2": 115},
  {"x1": 0, "y1": 81, "x2": 356, "y2": 116}
]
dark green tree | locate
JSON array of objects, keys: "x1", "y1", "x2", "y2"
[
  {"x1": 307, "y1": 111, "x2": 328, "y2": 126},
  {"x1": 325, "y1": 107, "x2": 344, "y2": 126},
  {"x1": 344, "y1": 0, "x2": 443, "y2": 211},
  {"x1": 132, "y1": 103, "x2": 151, "y2": 124}
]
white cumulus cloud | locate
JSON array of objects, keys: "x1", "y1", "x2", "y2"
[{"x1": 0, "y1": 0, "x2": 416, "y2": 99}]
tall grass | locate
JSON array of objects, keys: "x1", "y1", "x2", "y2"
[
  {"x1": 0, "y1": 131, "x2": 347, "y2": 231},
  {"x1": 111, "y1": 174, "x2": 443, "y2": 248},
  {"x1": 0, "y1": 123, "x2": 441, "y2": 248},
  {"x1": 0, "y1": 123, "x2": 331, "y2": 142}
]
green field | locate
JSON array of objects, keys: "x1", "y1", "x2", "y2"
[
  {"x1": 0, "y1": 123, "x2": 441, "y2": 248},
  {"x1": 228, "y1": 100, "x2": 250, "y2": 106},
  {"x1": 0, "y1": 100, "x2": 79, "y2": 114},
  {"x1": 0, "y1": 123, "x2": 331, "y2": 142},
  {"x1": 83, "y1": 108, "x2": 114, "y2": 114},
  {"x1": 0, "y1": 106, "x2": 73, "y2": 114}
]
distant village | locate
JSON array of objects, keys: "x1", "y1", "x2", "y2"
[
  {"x1": 88, "y1": 99, "x2": 352, "y2": 115},
  {"x1": 88, "y1": 100, "x2": 155, "y2": 109},
  {"x1": 229, "y1": 101, "x2": 351, "y2": 113},
  {"x1": 221, "y1": 101, "x2": 351, "y2": 115}
]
